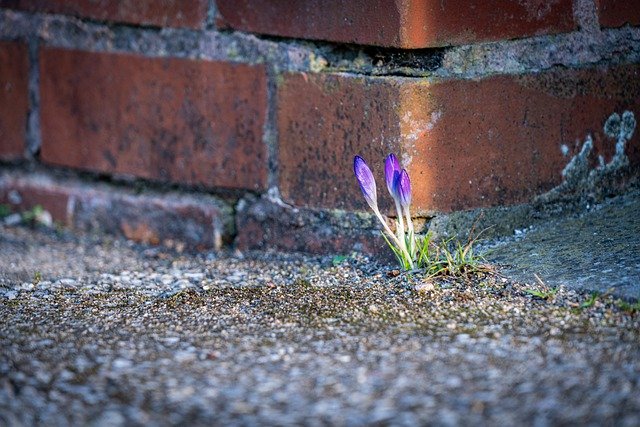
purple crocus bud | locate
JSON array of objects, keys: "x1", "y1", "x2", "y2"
[
  {"x1": 384, "y1": 153, "x2": 401, "y2": 198},
  {"x1": 395, "y1": 169, "x2": 412, "y2": 208},
  {"x1": 354, "y1": 155, "x2": 378, "y2": 210}
]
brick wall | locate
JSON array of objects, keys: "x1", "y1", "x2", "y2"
[
  {"x1": 0, "y1": 0, "x2": 639, "y2": 254},
  {"x1": 0, "y1": 40, "x2": 28, "y2": 160}
]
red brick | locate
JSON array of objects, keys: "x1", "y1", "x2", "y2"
[
  {"x1": 216, "y1": 0, "x2": 575, "y2": 49},
  {"x1": 597, "y1": 0, "x2": 640, "y2": 28},
  {"x1": 235, "y1": 195, "x2": 391, "y2": 257},
  {"x1": 0, "y1": 0, "x2": 208, "y2": 29},
  {"x1": 0, "y1": 173, "x2": 233, "y2": 249},
  {"x1": 0, "y1": 41, "x2": 28, "y2": 161},
  {"x1": 39, "y1": 48, "x2": 268, "y2": 191},
  {"x1": 277, "y1": 65, "x2": 640, "y2": 215},
  {"x1": 72, "y1": 191, "x2": 232, "y2": 250},
  {"x1": 0, "y1": 177, "x2": 71, "y2": 224}
]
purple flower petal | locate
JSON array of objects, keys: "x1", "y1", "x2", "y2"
[
  {"x1": 395, "y1": 169, "x2": 412, "y2": 208},
  {"x1": 384, "y1": 153, "x2": 401, "y2": 198},
  {"x1": 354, "y1": 155, "x2": 378, "y2": 210}
]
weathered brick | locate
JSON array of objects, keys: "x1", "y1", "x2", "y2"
[
  {"x1": 235, "y1": 195, "x2": 391, "y2": 257},
  {"x1": 277, "y1": 66, "x2": 640, "y2": 215},
  {"x1": 0, "y1": 0, "x2": 208, "y2": 29},
  {"x1": 40, "y1": 48, "x2": 268, "y2": 191},
  {"x1": 216, "y1": 0, "x2": 575, "y2": 48},
  {"x1": 597, "y1": 0, "x2": 640, "y2": 28},
  {"x1": 0, "y1": 41, "x2": 28, "y2": 161},
  {"x1": 0, "y1": 173, "x2": 233, "y2": 249},
  {"x1": 0, "y1": 176, "x2": 71, "y2": 224},
  {"x1": 72, "y1": 191, "x2": 232, "y2": 250}
]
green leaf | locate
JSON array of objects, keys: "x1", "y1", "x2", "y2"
[
  {"x1": 0, "y1": 204, "x2": 11, "y2": 219},
  {"x1": 331, "y1": 255, "x2": 349, "y2": 266}
]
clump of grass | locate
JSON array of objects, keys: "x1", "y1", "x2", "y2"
[
  {"x1": 331, "y1": 254, "x2": 355, "y2": 267},
  {"x1": 617, "y1": 299, "x2": 640, "y2": 313},
  {"x1": 581, "y1": 292, "x2": 599, "y2": 309},
  {"x1": 525, "y1": 287, "x2": 559, "y2": 300},
  {"x1": 524, "y1": 274, "x2": 558, "y2": 300},
  {"x1": 331, "y1": 255, "x2": 349, "y2": 266},
  {"x1": 413, "y1": 232, "x2": 490, "y2": 278},
  {"x1": 21, "y1": 204, "x2": 44, "y2": 223}
]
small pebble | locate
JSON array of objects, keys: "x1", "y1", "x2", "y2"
[{"x1": 415, "y1": 282, "x2": 435, "y2": 292}]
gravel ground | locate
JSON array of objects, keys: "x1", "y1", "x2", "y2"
[{"x1": 1, "y1": 225, "x2": 639, "y2": 426}]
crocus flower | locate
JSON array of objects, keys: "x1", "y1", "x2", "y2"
[
  {"x1": 353, "y1": 156, "x2": 378, "y2": 211},
  {"x1": 353, "y1": 154, "x2": 415, "y2": 270},
  {"x1": 396, "y1": 169, "x2": 412, "y2": 208},
  {"x1": 395, "y1": 168, "x2": 415, "y2": 259},
  {"x1": 384, "y1": 154, "x2": 411, "y2": 261},
  {"x1": 384, "y1": 153, "x2": 401, "y2": 198}
]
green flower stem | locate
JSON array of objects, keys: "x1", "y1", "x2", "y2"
[
  {"x1": 373, "y1": 208, "x2": 414, "y2": 269},
  {"x1": 403, "y1": 206, "x2": 415, "y2": 259},
  {"x1": 393, "y1": 199, "x2": 408, "y2": 257}
]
